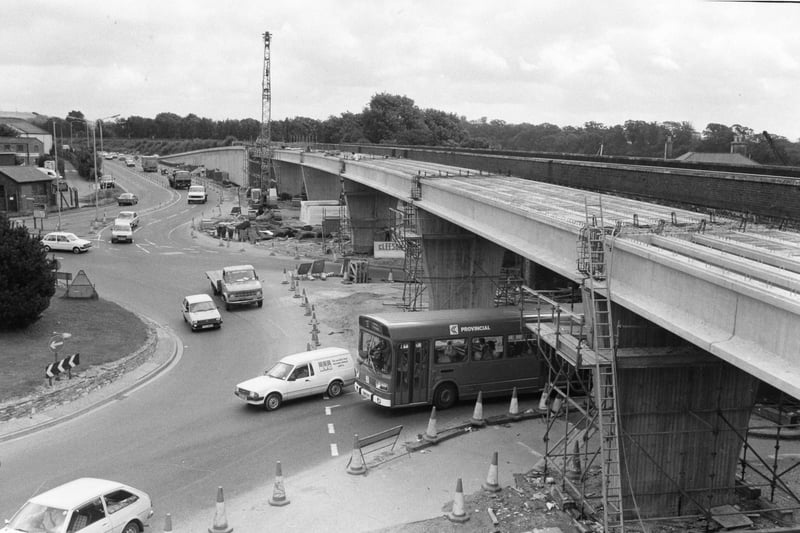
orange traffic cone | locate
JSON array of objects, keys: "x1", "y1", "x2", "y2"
[
  {"x1": 304, "y1": 298, "x2": 312, "y2": 316},
  {"x1": 446, "y1": 478, "x2": 470, "y2": 523},
  {"x1": 538, "y1": 383, "x2": 551, "y2": 412},
  {"x1": 268, "y1": 461, "x2": 290, "y2": 506},
  {"x1": 470, "y1": 391, "x2": 486, "y2": 426},
  {"x1": 566, "y1": 440, "x2": 582, "y2": 482},
  {"x1": 308, "y1": 307, "x2": 317, "y2": 325},
  {"x1": 387, "y1": 269, "x2": 394, "y2": 283},
  {"x1": 300, "y1": 288, "x2": 308, "y2": 306},
  {"x1": 289, "y1": 276, "x2": 296, "y2": 292},
  {"x1": 281, "y1": 268, "x2": 289, "y2": 284},
  {"x1": 423, "y1": 406, "x2": 439, "y2": 442},
  {"x1": 346, "y1": 434, "x2": 367, "y2": 475},
  {"x1": 163, "y1": 513, "x2": 173, "y2": 532},
  {"x1": 293, "y1": 283, "x2": 303, "y2": 299},
  {"x1": 208, "y1": 486, "x2": 232, "y2": 533},
  {"x1": 482, "y1": 451, "x2": 501, "y2": 492},
  {"x1": 508, "y1": 387, "x2": 521, "y2": 420}
]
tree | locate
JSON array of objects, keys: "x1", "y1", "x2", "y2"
[
  {"x1": 0, "y1": 213, "x2": 56, "y2": 330},
  {"x1": 362, "y1": 93, "x2": 426, "y2": 144}
]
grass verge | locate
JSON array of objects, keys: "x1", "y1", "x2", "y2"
[{"x1": 0, "y1": 289, "x2": 148, "y2": 402}]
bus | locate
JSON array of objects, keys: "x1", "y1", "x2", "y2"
[{"x1": 354, "y1": 307, "x2": 545, "y2": 409}]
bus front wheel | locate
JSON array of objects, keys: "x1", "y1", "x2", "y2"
[{"x1": 433, "y1": 383, "x2": 457, "y2": 410}]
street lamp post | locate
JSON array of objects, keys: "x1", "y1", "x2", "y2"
[
  {"x1": 52, "y1": 121, "x2": 61, "y2": 230},
  {"x1": 97, "y1": 114, "x2": 119, "y2": 155}
]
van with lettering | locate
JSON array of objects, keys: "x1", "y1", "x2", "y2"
[{"x1": 234, "y1": 347, "x2": 356, "y2": 411}]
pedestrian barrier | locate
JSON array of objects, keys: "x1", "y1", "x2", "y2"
[
  {"x1": 446, "y1": 478, "x2": 470, "y2": 523},
  {"x1": 208, "y1": 486, "x2": 232, "y2": 533},
  {"x1": 470, "y1": 390, "x2": 485, "y2": 426},
  {"x1": 482, "y1": 451, "x2": 501, "y2": 492},
  {"x1": 268, "y1": 461, "x2": 290, "y2": 506},
  {"x1": 345, "y1": 425, "x2": 404, "y2": 475},
  {"x1": 423, "y1": 406, "x2": 439, "y2": 442}
]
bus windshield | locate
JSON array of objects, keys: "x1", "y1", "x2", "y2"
[{"x1": 360, "y1": 329, "x2": 391, "y2": 378}]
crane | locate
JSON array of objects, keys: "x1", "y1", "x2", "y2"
[{"x1": 259, "y1": 31, "x2": 273, "y2": 189}]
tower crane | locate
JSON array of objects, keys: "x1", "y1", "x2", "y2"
[{"x1": 259, "y1": 31, "x2": 273, "y2": 190}]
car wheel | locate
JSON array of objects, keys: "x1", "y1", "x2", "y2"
[
  {"x1": 111, "y1": 238, "x2": 116, "y2": 243},
  {"x1": 225, "y1": 301, "x2": 232, "y2": 311},
  {"x1": 433, "y1": 383, "x2": 458, "y2": 410},
  {"x1": 265, "y1": 393, "x2": 282, "y2": 411},
  {"x1": 327, "y1": 380, "x2": 344, "y2": 398},
  {"x1": 121, "y1": 522, "x2": 141, "y2": 533},
  {"x1": 72, "y1": 247, "x2": 81, "y2": 254},
  {"x1": 44, "y1": 245, "x2": 52, "y2": 252}
]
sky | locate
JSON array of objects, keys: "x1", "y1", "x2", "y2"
[{"x1": 2, "y1": 0, "x2": 799, "y2": 140}]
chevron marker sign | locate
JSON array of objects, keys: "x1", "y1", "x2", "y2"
[{"x1": 45, "y1": 353, "x2": 80, "y2": 384}]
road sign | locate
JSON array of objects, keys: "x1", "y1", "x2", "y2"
[
  {"x1": 48, "y1": 334, "x2": 64, "y2": 352},
  {"x1": 45, "y1": 353, "x2": 80, "y2": 383}
]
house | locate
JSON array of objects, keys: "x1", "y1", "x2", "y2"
[
  {"x1": 0, "y1": 165, "x2": 56, "y2": 213},
  {"x1": 674, "y1": 151, "x2": 759, "y2": 166},
  {"x1": 0, "y1": 115, "x2": 53, "y2": 154},
  {"x1": 0, "y1": 136, "x2": 45, "y2": 165}
]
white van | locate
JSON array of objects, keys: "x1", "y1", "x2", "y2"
[
  {"x1": 111, "y1": 221, "x2": 134, "y2": 243},
  {"x1": 235, "y1": 347, "x2": 356, "y2": 410}
]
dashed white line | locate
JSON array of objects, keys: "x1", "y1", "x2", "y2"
[
  {"x1": 330, "y1": 443, "x2": 339, "y2": 457},
  {"x1": 327, "y1": 423, "x2": 335, "y2": 434}
]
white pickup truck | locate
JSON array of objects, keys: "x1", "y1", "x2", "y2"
[
  {"x1": 187, "y1": 184, "x2": 207, "y2": 204},
  {"x1": 206, "y1": 264, "x2": 263, "y2": 310}
]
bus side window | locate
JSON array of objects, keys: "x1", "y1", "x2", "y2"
[
  {"x1": 508, "y1": 334, "x2": 533, "y2": 358},
  {"x1": 472, "y1": 335, "x2": 503, "y2": 360},
  {"x1": 435, "y1": 338, "x2": 465, "y2": 364}
]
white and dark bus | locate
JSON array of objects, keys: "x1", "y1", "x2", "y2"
[{"x1": 354, "y1": 307, "x2": 545, "y2": 409}]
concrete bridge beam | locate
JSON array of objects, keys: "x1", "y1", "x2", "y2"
[{"x1": 342, "y1": 179, "x2": 397, "y2": 254}]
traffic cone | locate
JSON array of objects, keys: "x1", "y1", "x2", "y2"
[
  {"x1": 268, "y1": 461, "x2": 290, "y2": 506},
  {"x1": 470, "y1": 391, "x2": 486, "y2": 426},
  {"x1": 308, "y1": 307, "x2": 317, "y2": 325},
  {"x1": 550, "y1": 396, "x2": 563, "y2": 416},
  {"x1": 294, "y1": 245, "x2": 300, "y2": 260},
  {"x1": 346, "y1": 434, "x2": 367, "y2": 475},
  {"x1": 289, "y1": 277, "x2": 296, "y2": 292},
  {"x1": 482, "y1": 451, "x2": 501, "y2": 492},
  {"x1": 207, "y1": 486, "x2": 232, "y2": 533},
  {"x1": 446, "y1": 478, "x2": 470, "y2": 523},
  {"x1": 508, "y1": 387, "x2": 521, "y2": 420},
  {"x1": 304, "y1": 298, "x2": 312, "y2": 316},
  {"x1": 293, "y1": 283, "x2": 302, "y2": 299},
  {"x1": 301, "y1": 289, "x2": 308, "y2": 306},
  {"x1": 163, "y1": 513, "x2": 173, "y2": 532},
  {"x1": 281, "y1": 268, "x2": 289, "y2": 284},
  {"x1": 311, "y1": 329, "x2": 321, "y2": 347},
  {"x1": 566, "y1": 440, "x2": 582, "y2": 482},
  {"x1": 538, "y1": 383, "x2": 551, "y2": 412},
  {"x1": 387, "y1": 269, "x2": 394, "y2": 283},
  {"x1": 306, "y1": 342, "x2": 312, "y2": 351},
  {"x1": 423, "y1": 406, "x2": 439, "y2": 442}
]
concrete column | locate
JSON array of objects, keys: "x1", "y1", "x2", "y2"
[
  {"x1": 342, "y1": 179, "x2": 397, "y2": 254},
  {"x1": 417, "y1": 211, "x2": 504, "y2": 310},
  {"x1": 272, "y1": 160, "x2": 303, "y2": 198},
  {"x1": 617, "y1": 355, "x2": 757, "y2": 517},
  {"x1": 302, "y1": 166, "x2": 340, "y2": 201}
]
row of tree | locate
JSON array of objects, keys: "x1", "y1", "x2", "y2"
[{"x1": 30, "y1": 94, "x2": 800, "y2": 166}]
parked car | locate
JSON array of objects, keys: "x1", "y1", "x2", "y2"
[
  {"x1": 41, "y1": 232, "x2": 92, "y2": 254},
  {"x1": 1, "y1": 477, "x2": 153, "y2": 533},
  {"x1": 125, "y1": 158, "x2": 135, "y2": 167},
  {"x1": 117, "y1": 193, "x2": 139, "y2": 206},
  {"x1": 111, "y1": 221, "x2": 134, "y2": 244},
  {"x1": 181, "y1": 294, "x2": 222, "y2": 331},
  {"x1": 116, "y1": 211, "x2": 140, "y2": 228},
  {"x1": 235, "y1": 347, "x2": 356, "y2": 410}
]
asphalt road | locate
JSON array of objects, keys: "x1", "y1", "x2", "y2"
[{"x1": 0, "y1": 162, "x2": 457, "y2": 524}]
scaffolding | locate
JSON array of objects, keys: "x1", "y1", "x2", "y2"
[
  {"x1": 389, "y1": 176, "x2": 425, "y2": 311},
  {"x1": 525, "y1": 195, "x2": 800, "y2": 531}
]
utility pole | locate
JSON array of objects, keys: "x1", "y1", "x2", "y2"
[{"x1": 52, "y1": 121, "x2": 61, "y2": 230}]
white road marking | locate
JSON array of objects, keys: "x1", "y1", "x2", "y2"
[
  {"x1": 330, "y1": 443, "x2": 339, "y2": 457},
  {"x1": 135, "y1": 244, "x2": 151, "y2": 254},
  {"x1": 328, "y1": 423, "x2": 335, "y2": 434}
]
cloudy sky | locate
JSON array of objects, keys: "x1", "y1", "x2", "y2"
[{"x1": 2, "y1": 0, "x2": 799, "y2": 139}]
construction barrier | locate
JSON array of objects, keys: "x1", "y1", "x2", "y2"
[{"x1": 346, "y1": 425, "x2": 404, "y2": 475}]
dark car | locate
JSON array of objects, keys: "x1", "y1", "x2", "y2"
[{"x1": 117, "y1": 193, "x2": 139, "y2": 206}]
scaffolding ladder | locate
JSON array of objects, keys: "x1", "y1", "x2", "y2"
[
  {"x1": 335, "y1": 180, "x2": 353, "y2": 257},
  {"x1": 580, "y1": 196, "x2": 625, "y2": 532}
]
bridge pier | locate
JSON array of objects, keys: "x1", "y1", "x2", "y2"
[
  {"x1": 342, "y1": 179, "x2": 397, "y2": 254},
  {"x1": 417, "y1": 212, "x2": 504, "y2": 310}
]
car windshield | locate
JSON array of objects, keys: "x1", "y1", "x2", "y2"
[
  {"x1": 7, "y1": 501, "x2": 69, "y2": 531},
  {"x1": 225, "y1": 269, "x2": 254, "y2": 282},
  {"x1": 190, "y1": 301, "x2": 216, "y2": 312},
  {"x1": 266, "y1": 362, "x2": 293, "y2": 380},
  {"x1": 114, "y1": 225, "x2": 131, "y2": 232},
  {"x1": 119, "y1": 213, "x2": 133, "y2": 219}
]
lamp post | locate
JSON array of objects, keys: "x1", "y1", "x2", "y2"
[
  {"x1": 97, "y1": 114, "x2": 120, "y2": 155},
  {"x1": 52, "y1": 120, "x2": 61, "y2": 230}
]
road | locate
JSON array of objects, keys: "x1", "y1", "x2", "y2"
[{"x1": 0, "y1": 161, "x2": 460, "y2": 524}]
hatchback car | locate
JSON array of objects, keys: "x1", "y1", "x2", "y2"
[
  {"x1": 181, "y1": 294, "x2": 222, "y2": 331},
  {"x1": 1, "y1": 477, "x2": 153, "y2": 533},
  {"x1": 117, "y1": 193, "x2": 138, "y2": 206},
  {"x1": 41, "y1": 232, "x2": 92, "y2": 254},
  {"x1": 111, "y1": 221, "x2": 134, "y2": 244},
  {"x1": 116, "y1": 211, "x2": 140, "y2": 228}
]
